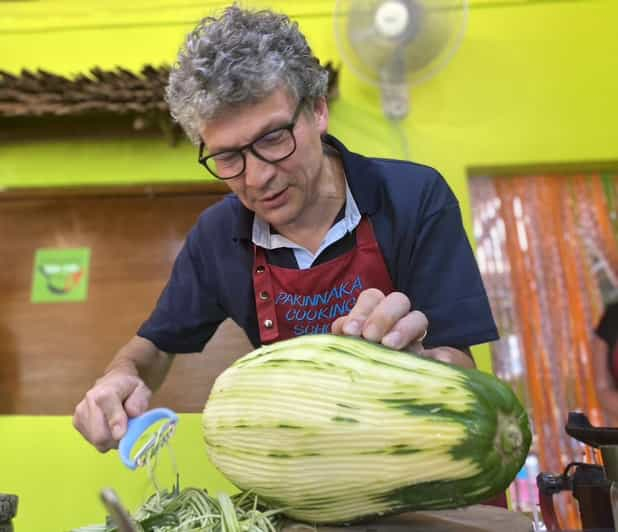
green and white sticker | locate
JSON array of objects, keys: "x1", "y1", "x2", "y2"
[{"x1": 31, "y1": 248, "x2": 91, "y2": 303}]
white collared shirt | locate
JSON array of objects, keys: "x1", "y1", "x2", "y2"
[{"x1": 251, "y1": 181, "x2": 362, "y2": 269}]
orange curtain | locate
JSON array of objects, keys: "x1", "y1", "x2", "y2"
[{"x1": 470, "y1": 173, "x2": 618, "y2": 528}]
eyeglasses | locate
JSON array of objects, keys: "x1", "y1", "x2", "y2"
[{"x1": 198, "y1": 99, "x2": 305, "y2": 180}]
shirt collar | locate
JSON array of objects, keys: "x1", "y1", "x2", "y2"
[{"x1": 251, "y1": 178, "x2": 361, "y2": 249}]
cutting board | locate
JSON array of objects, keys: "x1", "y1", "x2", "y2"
[{"x1": 282, "y1": 505, "x2": 532, "y2": 532}]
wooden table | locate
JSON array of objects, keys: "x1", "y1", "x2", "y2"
[{"x1": 283, "y1": 505, "x2": 533, "y2": 532}]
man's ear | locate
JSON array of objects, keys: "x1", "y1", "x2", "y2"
[{"x1": 312, "y1": 96, "x2": 329, "y2": 135}]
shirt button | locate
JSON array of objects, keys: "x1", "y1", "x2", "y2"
[
  {"x1": 259, "y1": 291, "x2": 269, "y2": 301},
  {"x1": 263, "y1": 319, "x2": 273, "y2": 329},
  {"x1": 256, "y1": 265, "x2": 265, "y2": 274}
]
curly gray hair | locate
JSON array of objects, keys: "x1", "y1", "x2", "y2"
[{"x1": 166, "y1": 5, "x2": 329, "y2": 145}]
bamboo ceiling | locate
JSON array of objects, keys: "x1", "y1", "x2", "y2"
[{"x1": 0, "y1": 63, "x2": 340, "y2": 141}]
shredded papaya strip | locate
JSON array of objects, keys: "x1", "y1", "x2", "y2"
[{"x1": 72, "y1": 424, "x2": 285, "y2": 531}]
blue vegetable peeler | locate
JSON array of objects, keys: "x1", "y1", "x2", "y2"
[{"x1": 118, "y1": 407, "x2": 179, "y2": 470}]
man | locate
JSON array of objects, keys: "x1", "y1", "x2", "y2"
[
  {"x1": 594, "y1": 300, "x2": 618, "y2": 425},
  {"x1": 73, "y1": 6, "x2": 498, "y2": 452}
]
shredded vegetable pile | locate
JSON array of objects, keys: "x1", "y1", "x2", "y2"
[
  {"x1": 74, "y1": 488, "x2": 287, "y2": 531},
  {"x1": 72, "y1": 422, "x2": 288, "y2": 532}
]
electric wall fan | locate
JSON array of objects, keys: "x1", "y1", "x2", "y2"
[{"x1": 334, "y1": 0, "x2": 468, "y2": 121}]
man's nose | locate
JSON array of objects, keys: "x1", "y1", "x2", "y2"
[{"x1": 243, "y1": 150, "x2": 276, "y2": 188}]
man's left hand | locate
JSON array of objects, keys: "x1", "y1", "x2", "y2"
[
  {"x1": 331, "y1": 288, "x2": 475, "y2": 369},
  {"x1": 331, "y1": 289, "x2": 427, "y2": 350}
]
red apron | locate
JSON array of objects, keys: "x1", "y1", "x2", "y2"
[{"x1": 253, "y1": 217, "x2": 394, "y2": 343}]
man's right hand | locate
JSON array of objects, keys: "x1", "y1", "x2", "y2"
[{"x1": 72, "y1": 371, "x2": 152, "y2": 452}]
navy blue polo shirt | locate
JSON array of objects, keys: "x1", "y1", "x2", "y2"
[{"x1": 138, "y1": 135, "x2": 498, "y2": 353}]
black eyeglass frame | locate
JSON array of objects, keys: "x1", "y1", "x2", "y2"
[{"x1": 198, "y1": 99, "x2": 306, "y2": 180}]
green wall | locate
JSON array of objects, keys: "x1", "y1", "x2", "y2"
[
  {"x1": 2, "y1": 1, "x2": 617, "y2": 530},
  {"x1": 0, "y1": 414, "x2": 236, "y2": 531}
]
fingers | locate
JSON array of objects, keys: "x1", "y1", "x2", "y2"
[
  {"x1": 331, "y1": 290, "x2": 471, "y2": 369},
  {"x1": 72, "y1": 374, "x2": 150, "y2": 452},
  {"x1": 332, "y1": 288, "x2": 388, "y2": 336},
  {"x1": 92, "y1": 384, "x2": 130, "y2": 441},
  {"x1": 331, "y1": 289, "x2": 428, "y2": 350},
  {"x1": 124, "y1": 381, "x2": 152, "y2": 418},
  {"x1": 73, "y1": 397, "x2": 115, "y2": 453},
  {"x1": 381, "y1": 309, "x2": 428, "y2": 350}
]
